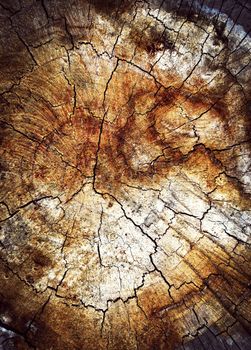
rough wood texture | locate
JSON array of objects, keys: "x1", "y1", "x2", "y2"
[{"x1": 0, "y1": 0, "x2": 251, "y2": 349}]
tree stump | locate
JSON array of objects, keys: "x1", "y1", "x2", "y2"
[{"x1": 0, "y1": 1, "x2": 251, "y2": 349}]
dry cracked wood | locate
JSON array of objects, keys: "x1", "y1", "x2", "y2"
[{"x1": 0, "y1": 0, "x2": 251, "y2": 349}]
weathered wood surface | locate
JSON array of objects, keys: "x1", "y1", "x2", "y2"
[{"x1": 0, "y1": 0, "x2": 251, "y2": 349}]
